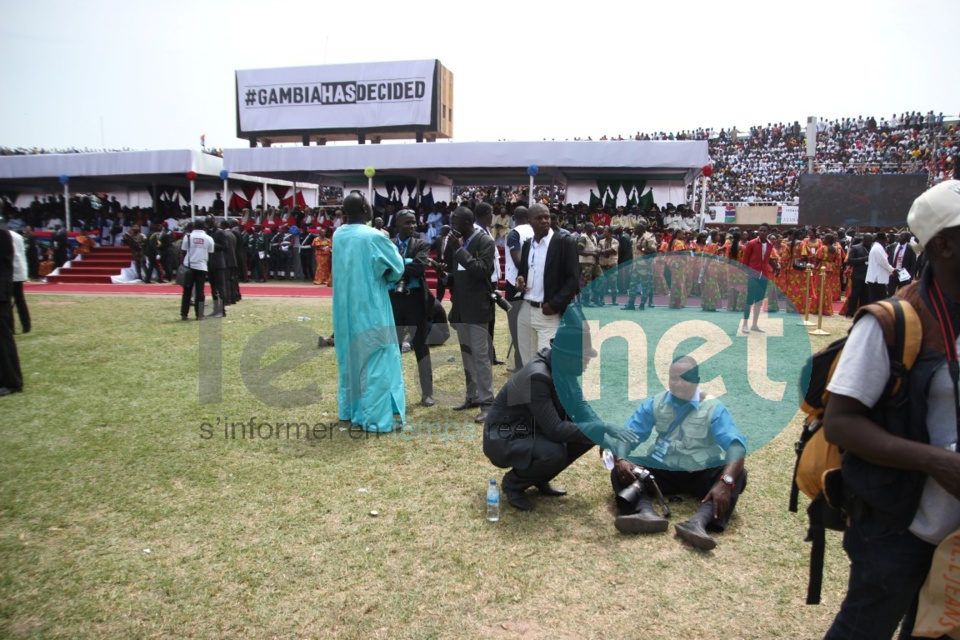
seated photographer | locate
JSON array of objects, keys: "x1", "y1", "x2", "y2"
[
  {"x1": 483, "y1": 321, "x2": 638, "y2": 511},
  {"x1": 610, "y1": 356, "x2": 747, "y2": 550}
]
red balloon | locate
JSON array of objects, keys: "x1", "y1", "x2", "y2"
[
  {"x1": 702, "y1": 165, "x2": 713, "y2": 178},
  {"x1": 186, "y1": 171, "x2": 198, "y2": 181}
]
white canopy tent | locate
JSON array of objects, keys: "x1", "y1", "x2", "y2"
[
  {"x1": 224, "y1": 140, "x2": 710, "y2": 209},
  {"x1": 0, "y1": 150, "x2": 319, "y2": 228}
]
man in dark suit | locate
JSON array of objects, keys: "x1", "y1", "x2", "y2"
[
  {"x1": 431, "y1": 225, "x2": 453, "y2": 302},
  {"x1": 844, "y1": 235, "x2": 871, "y2": 318},
  {"x1": 207, "y1": 217, "x2": 229, "y2": 317},
  {"x1": 514, "y1": 203, "x2": 580, "y2": 366},
  {"x1": 0, "y1": 210, "x2": 23, "y2": 396},
  {"x1": 390, "y1": 210, "x2": 435, "y2": 407},
  {"x1": 447, "y1": 206, "x2": 496, "y2": 423},
  {"x1": 51, "y1": 224, "x2": 68, "y2": 268},
  {"x1": 886, "y1": 230, "x2": 918, "y2": 296}
]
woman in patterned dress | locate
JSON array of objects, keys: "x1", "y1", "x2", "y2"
[
  {"x1": 312, "y1": 227, "x2": 333, "y2": 286},
  {"x1": 725, "y1": 230, "x2": 746, "y2": 312},
  {"x1": 811, "y1": 232, "x2": 844, "y2": 316},
  {"x1": 667, "y1": 229, "x2": 690, "y2": 309},
  {"x1": 700, "y1": 232, "x2": 722, "y2": 311}
]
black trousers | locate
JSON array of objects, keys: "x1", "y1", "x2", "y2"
[
  {"x1": 247, "y1": 253, "x2": 265, "y2": 282},
  {"x1": 743, "y1": 276, "x2": 769, "y2": 319},
  {"x1": 0, "y1": 295, "x2": 23, "y2": 390},
  {"x1": 12, "y1": 282, "x2": 30, "y2": 333},
  {"x1": 390, "y1": 289, "x2": 433, "y2": 398},
  {"x1": 846, "y1": 276, "x2": 868, "y2": 317},
  {"x1": 611, "y1": 464, "x2": 747, "y2": 531},
  {"x1": 866, "y1": 282, "x2": 888, "y2": 304},
  {"x1": 300, "y1": 251, "x2": 315, "y2": 282},
  {"x1": 502, "y1": 439, "x2": 594, "y2": 492},
  {"x1": 231, "y1": 267, "x2": 242, "y2": 303},
  {"x1": 210, "y1": 268, "x2": 228, "y2": 304},
  {"x1": 180, "y1": 269, "x2": 207, "y2": 318},
  {"x1": 145, "y1": 253, "x2": 164, "y2": 282}
]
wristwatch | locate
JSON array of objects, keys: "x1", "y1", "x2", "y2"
[{"x1": 720, "y1": 474, "x2": 735, "y2": 487}]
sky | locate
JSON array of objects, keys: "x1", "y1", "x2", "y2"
[{"x1": 2, "y1": 0, "x2": 959, "y2": 152}]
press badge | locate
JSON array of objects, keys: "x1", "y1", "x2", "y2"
[{"x1": 651, "y1": 436, "x2": 671, "y2": 463}]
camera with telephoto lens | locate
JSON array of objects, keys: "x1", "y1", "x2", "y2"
[
  {"x1": 615, "y1": 465, "x2": 671, "y2": 516},
  {"x1": 490, "y1": 291, "x2": 511, "y2": 312}
]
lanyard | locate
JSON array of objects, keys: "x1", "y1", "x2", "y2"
[{"x1": 930, "y1": 278, "x2": 960, "y2": 444}]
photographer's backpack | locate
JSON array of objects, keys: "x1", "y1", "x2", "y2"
[{"x1": 789, "y1": 298, "x2": 922, "y2": 604}]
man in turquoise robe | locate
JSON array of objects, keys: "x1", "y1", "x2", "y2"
[{"x1": 332, "y1": 193, "x2": 406, "y2": 432}]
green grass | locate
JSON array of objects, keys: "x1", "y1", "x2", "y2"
[{"x1": 0, "y1": 295, "x2": 853, "y2": 639}]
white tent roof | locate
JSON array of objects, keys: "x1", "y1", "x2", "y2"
[
  {"x1": 224, "y1": 140, "x2": 710, "y2": 187},
  {"x1": 0, "y1": 149, "x2": 316, "y2": 193}
]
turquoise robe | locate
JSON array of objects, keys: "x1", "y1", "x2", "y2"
[{"x1": 332, "y1": 224, "x2": 406, "y2": 431}]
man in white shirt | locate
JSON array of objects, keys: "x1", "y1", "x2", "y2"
[
  {"x1": 9, "y1": 228, "x2": 29, "y2": 334},
  {"x1": 514, "y1": 204, "x2": 580, "y2": 365},
  {"x1": 864, "y1": 231, "x2": 895, "y2": 303},
  {"x1": 179, "y1": 220, "x2": 215, "y2": 320}
]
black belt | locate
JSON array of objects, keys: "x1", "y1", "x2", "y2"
[{"x1": 527, "y1": 300, "x2": 542, "y2": 308}]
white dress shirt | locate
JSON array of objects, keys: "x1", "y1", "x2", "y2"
[{"x1": 524, "y1": 229, "x2": 553, "y2": 303}]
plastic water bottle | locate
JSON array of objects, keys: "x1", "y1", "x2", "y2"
[{"x1": 486, "y1": 479, "x2": 500, "y2": 522}]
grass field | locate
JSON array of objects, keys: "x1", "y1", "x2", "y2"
[{"x1": 0, "y1": 294, "x2": 855, "y2": 639}]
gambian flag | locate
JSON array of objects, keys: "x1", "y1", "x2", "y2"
[
  {"x1": 776, "y1": 205, "x2": 783, "y2": 225},
  {"x1": 724, "y1": 205, "x2": 736, "y2": 223}
]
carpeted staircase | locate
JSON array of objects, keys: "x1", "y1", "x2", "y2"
[{"x1": 46, "y1": 246, "x2": 132, "y2": 284}]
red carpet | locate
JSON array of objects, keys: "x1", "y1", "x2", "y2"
[{"x1": 24, "y1": 281, "x2": 333, "y2": 298}]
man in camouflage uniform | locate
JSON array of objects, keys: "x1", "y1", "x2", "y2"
[
  {"x1": 122, "y1": 225, "x2": 148, "y2": 282},
  {"x1": 623, "y1": 220, "x2": 658, "y2": 310}
]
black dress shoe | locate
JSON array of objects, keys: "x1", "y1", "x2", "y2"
[
  {"x1": 475, "y1": 405, "x2": 491, "y2": 423},
  {"x1": 493, "y1": 359, "x2": 506, "y2": 366},
  {"x1": 505, "y1": 488, "x2": 534, "y2": 511},
  {"x1": 0, "y1": 387, "x2": 22, "y2": 396},
  {"x1": 535, "y1": 482, "x2": 567, "y2": 496},
  {"x1": 675, "y1": 520, "x2": 716, "y2": 551},
  {"x1": 453, "y1": 400, "x2": 480, "y2": 411},
  {"x1": 420, "y1": 396, "x2": 436, "y2": 407}
]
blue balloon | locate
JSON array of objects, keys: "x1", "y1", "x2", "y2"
[
  {"x1": 219, "y1": 169, "x2": 229, "y2": 180},
  {"x1": 527, "y1": 164, "x2": 539, "y2": 177},
  {"x1": 59, "y1": 174, "x2": 69, "y2": 185}
]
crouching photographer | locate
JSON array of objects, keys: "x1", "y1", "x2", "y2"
[
  {"x1": 483, "y1": 320, "x2": 638, "y2": 512},
  {"x1": 609, "y1": 355, "x2": 748, "y2": 551}
]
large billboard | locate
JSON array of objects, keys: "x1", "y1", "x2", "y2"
[
  {"x1": 235, "y1": 60, "x2": 451, "y2": 142},
  {"x1": 798, "y1": 174, "x2": 928, "y2": 228}
]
